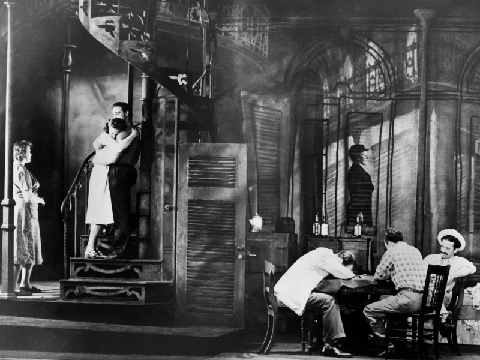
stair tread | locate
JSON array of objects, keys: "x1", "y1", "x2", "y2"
[{"x1": 70, "y1": 257, "x2": 162, "y2": 264}]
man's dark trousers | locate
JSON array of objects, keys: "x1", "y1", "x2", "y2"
[{"x1": 108, "y1": 164, "x2": 137, "y2": 253}]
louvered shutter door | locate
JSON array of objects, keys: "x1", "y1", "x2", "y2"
[
  {"x1": 176, "y1": 143, "x2": 247, "y2": 327},
  {"x1": 252, "y1": 105, "x2": 282, "y2": 231}
]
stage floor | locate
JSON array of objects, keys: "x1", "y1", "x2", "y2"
[{"x1": 12, "y1": 281, "x2": 60, "y2": 301}]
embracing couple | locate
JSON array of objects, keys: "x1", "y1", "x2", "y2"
[{"x1": 84, "y1": 102, "x2": 141, "y2": 260}]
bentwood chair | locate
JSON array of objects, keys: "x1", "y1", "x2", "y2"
[
  {"x1": 443, "y1": 277, "x2": 465, "y2": 355},
  {"x1": 259, "y1": 260, "x2": 319, "y2": 355},
  {"x1": 384, "y1": 264, "x2": 450, "y2": 360}
]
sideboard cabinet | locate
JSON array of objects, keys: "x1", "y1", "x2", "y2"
[{"x1": 245, "y1": 232, "x2": 298, "y2": 327}]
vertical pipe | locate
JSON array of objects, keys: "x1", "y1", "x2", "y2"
[
  {"x1": 375, "y1": 113, "x2": 384, "y2": 230},
  {"x1": 138, "y1": 73, "x2": 155, "y2": 259},
  {"x1": 334, "y1": 98, "x2": 342, "y2": 238},
  {"x1": 172, "y1": 98, "x2": 180, "y2": 282},
  {"x1": 61, "y1": 10, "x2": 76, "y2": 279},
  {"x1": 159, "y1": 96, "x2": 166, "y2": 278},
  {"x1": 413, "y1": 9, "x2": 435, "y2": 253},
  {"x1": 201, "y1": 0, "x2": 208, "y2": 97},
  {"x1": 0, "y1": 1, "x2": 16, "y2": 298}
]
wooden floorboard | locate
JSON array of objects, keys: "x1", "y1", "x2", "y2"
[
  {"x1": 0, "y1": 342, "x2": 480, "y2": 360},
  {"x1": 0, "y1": 315, "x2": 238, "y2": 337},
  {"x1": 3, "y1": 282, "x2": 480, "y2": 359},
  {"x1": 211, "y1": 334, "x2": 480, "y2": 360}
]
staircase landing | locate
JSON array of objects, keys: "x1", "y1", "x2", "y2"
[{"x1": 0, "y1": 281, "x2": 173, "y2": 326}]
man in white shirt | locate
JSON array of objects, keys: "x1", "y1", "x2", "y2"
[
  {"x1": 274, "y1": 248, "x2": 356, "y2": 358},
  {"x1": 424, "y1": 229, "x2": 476, "y2": 311}
]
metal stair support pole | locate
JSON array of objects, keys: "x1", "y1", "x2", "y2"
[
  {"x1": 137, "y1": 74, "x2": 156, "y2": 259},
  {"x1": 0, "y1": 1, "x2": 16, "y2": 299},
  {"x1": 413, "y1": 9, "x2": 435, "y2": 254},
  {"x1": 61, "y1": 7, "x2": 77, "y2": 268}
]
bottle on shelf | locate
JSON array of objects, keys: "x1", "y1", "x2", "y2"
[
  {"x1": 321, "y1": 214, "x2": 329, "y2": 236},
  {"x1": 354, "y1": 212, "x2": 362, "y2": 237},
  {"x1": 312, "y1": 213, "x2": 321, "y2": 235}
]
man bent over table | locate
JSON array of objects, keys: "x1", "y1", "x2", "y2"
[
  {"x1": 363, "y1": 228, "x2": 427, "y2": 355},
  {"x1": 275, "y1": 248, "x2": 357, "y2": 358}
]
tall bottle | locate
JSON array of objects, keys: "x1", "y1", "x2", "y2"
[
  {"x1": 312, "y1": 213, "x2": 321, "y2": 235},
  {"x1": 321, "y1": 214, "x2": 329, "y2": 236},
  {"x1": 354, "y1": 212, "x2": 362, "y2": 237}
]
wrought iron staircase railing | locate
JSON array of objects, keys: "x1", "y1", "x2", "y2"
[{"x1": 60, "y1": 151, "x2": 95, "y2": 278}]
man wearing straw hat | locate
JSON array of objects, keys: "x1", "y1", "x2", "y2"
[{"x1": 424, "y1": 229, "x2": 476, "y2": 309}]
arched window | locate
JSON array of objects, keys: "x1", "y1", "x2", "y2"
[
  {"x1": 365, "y1": 42, "x2": 385, "y2": 94},
  {"x1": 405, "y1": 28, "x2": 418, "y2": 82},
  {"x1": 343, "y1": 55, "x2": 353, "y2": 82},
  {"x1": 342, "y1": 56, "x2": 354, "y2": 105}
]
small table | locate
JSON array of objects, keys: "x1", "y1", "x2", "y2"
[
  {"x1": 314, "y1": 276, "x2": 396, "y2": 352},
  {"x1": 315, "y1": 275, "x2": 395, "y2": 296}
]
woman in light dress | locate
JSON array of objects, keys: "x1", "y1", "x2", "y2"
[
  {"x1": 13, "y1": 140, "x2": 45, "y2": 295},
  {"x1": 84, "y1": 118, "x2": 137, "y2": 258}
]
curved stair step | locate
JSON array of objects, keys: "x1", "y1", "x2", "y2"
[
  {"x1": 69, "y1": 257, "x2": 162, "y2": 281},
  {"x1": 60, "y1": 278, "x2": 170, "y2": 304}
]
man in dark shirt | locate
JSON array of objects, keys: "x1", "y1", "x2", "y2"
[{"x1": 94, "y1": 102, "x2": 141, "y2": 259}]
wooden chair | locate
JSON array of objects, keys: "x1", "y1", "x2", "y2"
[
  {"x1": 259, "y1": 260, "x2": 319, "y2": 355},
  {"x1": 384, "y1": 264, "x2": 450, "y2": 360},
  {"x1": 443, "y1": 276, "x2": 465, "y2": 355}
]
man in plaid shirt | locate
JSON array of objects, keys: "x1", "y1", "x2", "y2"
[{"x1": 363, "y1": 228, "x2": 427, "y2": 352}]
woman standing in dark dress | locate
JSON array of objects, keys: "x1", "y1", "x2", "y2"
[
  {"x1": 347, "y1": 144, "x2": 374, "y2": 226},
  {"x1": 13, "y1": 140, "x2": 44, "y2": 295}
]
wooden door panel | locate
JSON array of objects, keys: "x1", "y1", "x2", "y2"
[
  {"x1": 176, "y1": 143, "x2": 247, "y2": 327},
  {"x1": 240, "y1": 93, "x2": 292, "y2": 231}
]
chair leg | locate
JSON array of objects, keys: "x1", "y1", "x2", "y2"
[
  {"x1": 452, "y1": 324, "x2": 461, "y2": 356},
  {"x1": 446, "y1": 323, "x2": 454, "y2": 353},
  {"x1": 433, "y1": 319, "x2": 440, "y2": 360},
  {"x1": 264, "y1": 316, "x2": 279, "y2": 355},
  {"x1": 301, "y1": 316, "x2": 307, "y2": 352},
  {"x1": 418, "y1": 321, "x2": 427, "y2": 360},
  {"x1": 259, "y1": 314, "x2": 274, "y2": 354},
  {"x1": 384, "y1": 318, "x2": 391, "y2": 359},
  {"x1": 307, "y1": 318, "x2": 318, "y2": 355}
]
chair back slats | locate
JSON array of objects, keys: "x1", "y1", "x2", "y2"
[
  {"x1": 422, "y1": 264, "x2": 450, "y2": 315},
  {"x1": 385, "y1": 264, "x2": 451, "y2": 358}
]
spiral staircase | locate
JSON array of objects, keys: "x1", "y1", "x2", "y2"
[
  {"x1": 56, "y1": 0, "x2": 218, "y2": 306},
  {"x1": 76, "y1": 0, "x2": 215, "y2": 127}
]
